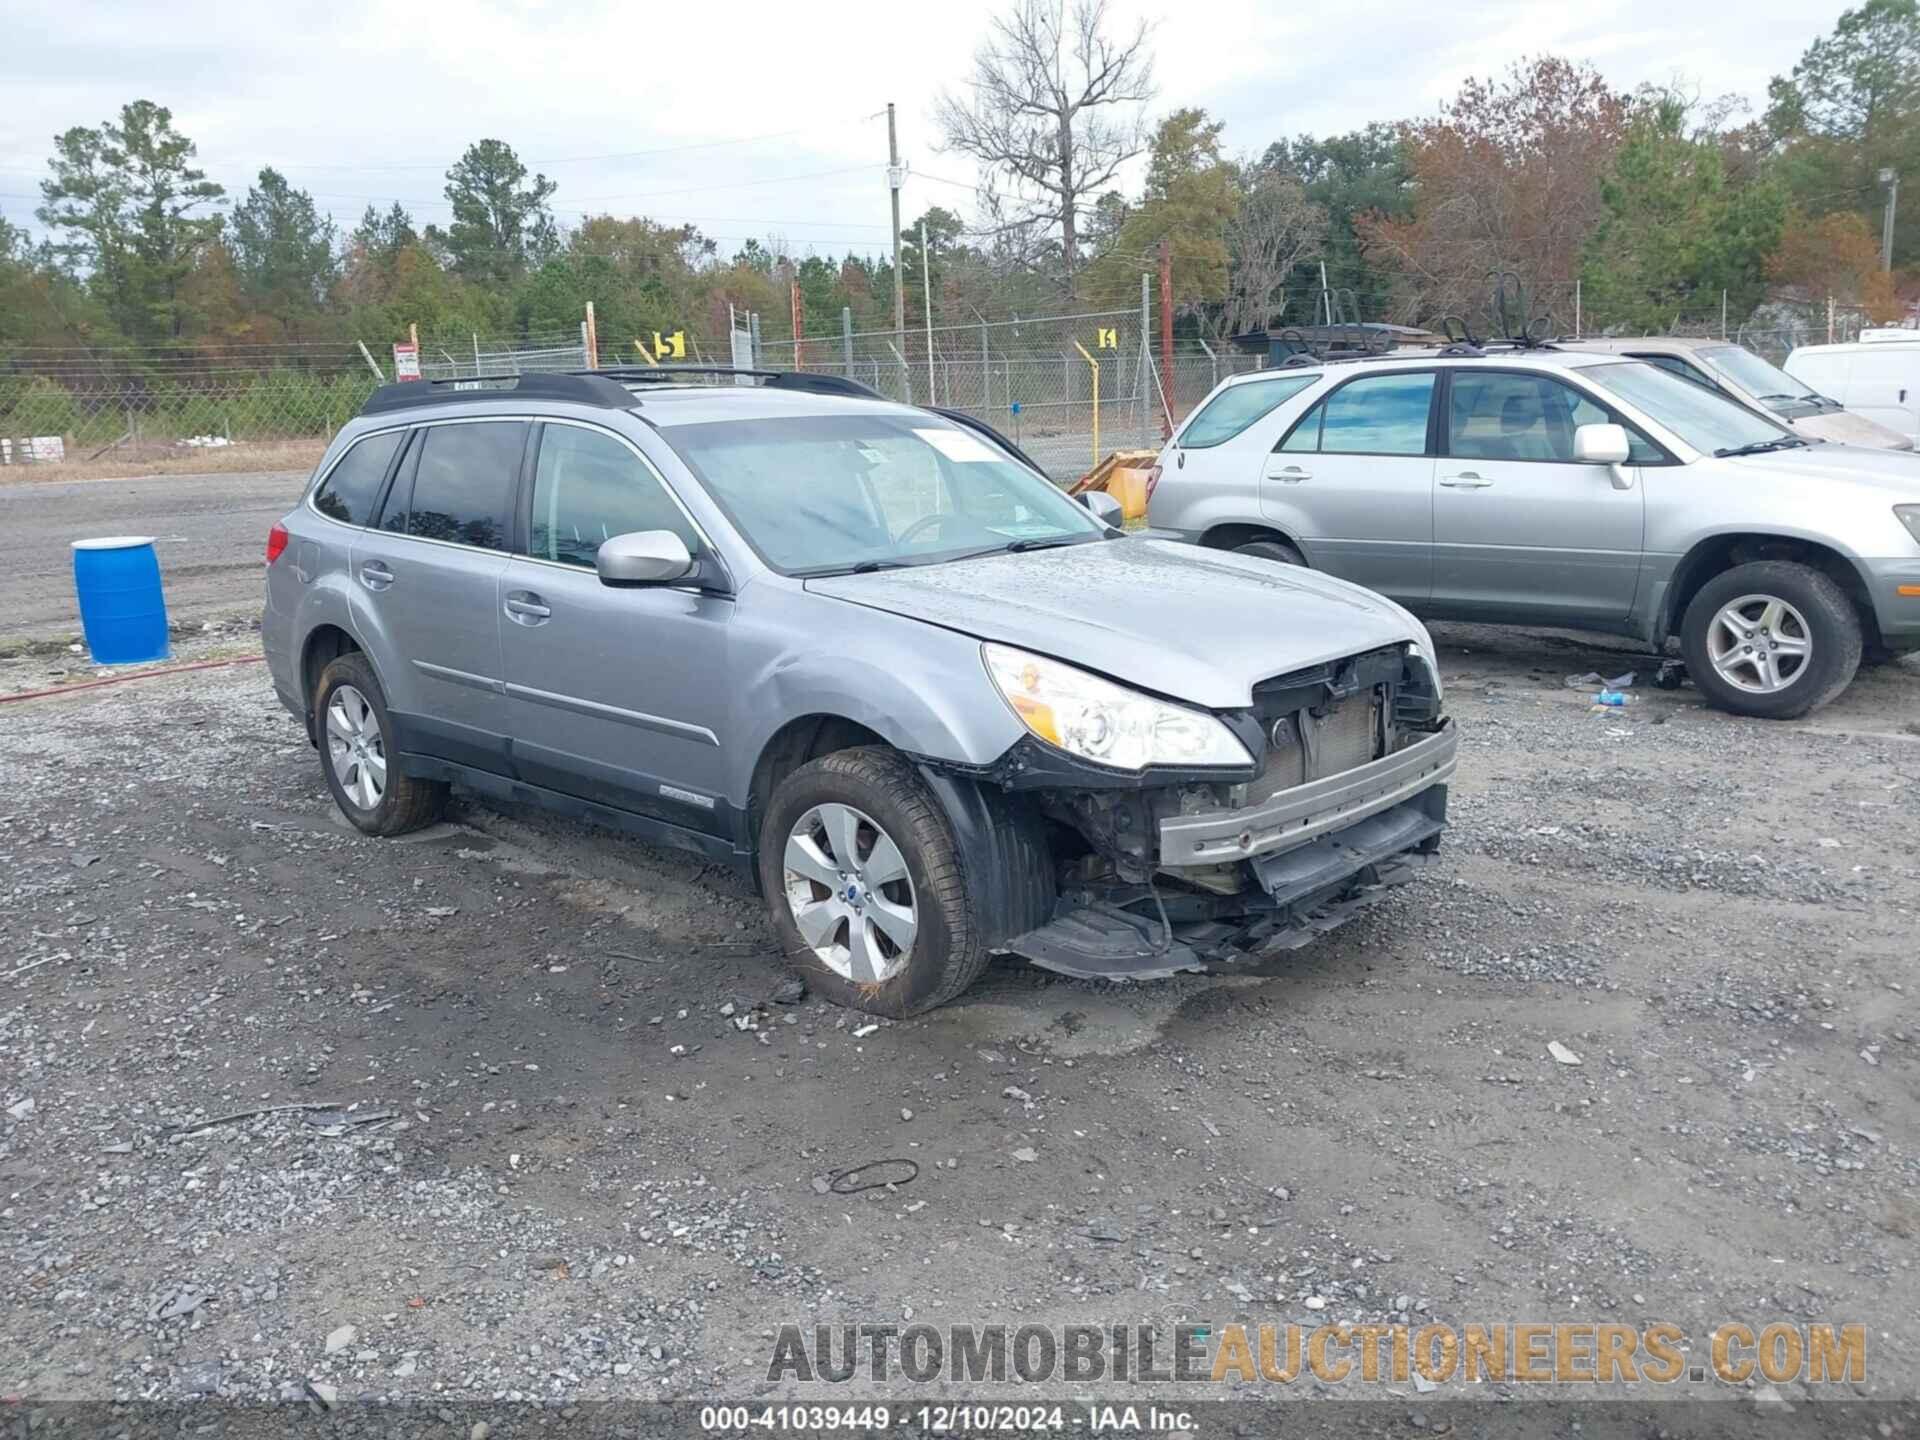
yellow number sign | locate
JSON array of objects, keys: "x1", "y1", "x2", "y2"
[
  {"x1": 1095, "y1": 327, "x2": 1118, "y2": 349},
  {"x1": 654, "y1": 331, "x2": 687, "y2": 360}
]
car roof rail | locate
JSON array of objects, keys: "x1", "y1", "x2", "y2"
[
  {"x1": 360, "y1": 371, "x2": 641, "y2": 415},
  {"x1": 583, "y1": 365, "x2": 885, "y2": 400}
]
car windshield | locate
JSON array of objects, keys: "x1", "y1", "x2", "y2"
[
  {"x1": 1575, "y1": 361, "x2": 1799, "y2": 455},
  {"x1": 660, "y1": 413, "x2": 1108, "y2": 575},
  {"x1": 1696, "y1": 345, "x2": 1823, "y2": 404}
]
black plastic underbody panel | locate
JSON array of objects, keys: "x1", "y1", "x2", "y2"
[{"x1": 1001, "y1": 791, "x2": 1446, "y2": 981}]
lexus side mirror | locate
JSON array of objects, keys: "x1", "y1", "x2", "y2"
[
  {"x1": 596, "y1": 530, "x2": 694, "y2": 586},
  {"x1": 1573, "y1": 423, "x2": 1631, "y2": 465},
  {"x1": 1079, "y1": 491, "x2": 1124, "y2": 528}
]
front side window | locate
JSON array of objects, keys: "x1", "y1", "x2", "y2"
[
  {"x1": 1280, "y1": 372, "x2": 1436, "y2": 456},
  {"x1": 530, "y1": 424, "x2": 699, "y2": 568},
  {"x1": 660, "y1": 414, "x2": 1107, "y2": 575},
  {"x1": 311, "y1": 429, "x2": 403, "y2": 526},
  {"x1": 1450, "y1": 372, "x2": 1664, "y2": 464},
  {"x1": 1179, "y1": 374, "x2": 1319, "y2": 448},
  {"x1": 388, "y1": 421, "x2": 526, "y2": 551},
  {"x1": 1576, "y1": 361, "x2": 1798, "y2": 456}
]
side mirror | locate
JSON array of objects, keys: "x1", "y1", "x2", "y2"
[
  {"x1": 1573, "y1": 423, "x2": 1631, "y2": 465},
  {"x1": 1573, "y1": 423, "x2": 1636, "y2": 491},
  {"x1": 1079, "y1": 491, "x2": 1124, "y2": 528},
  {"x1": 596, "y1": 530, "x2": 694, "y2": 586}
]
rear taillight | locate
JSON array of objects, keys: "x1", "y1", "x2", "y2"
[
  {"x1": 1144, "y1": 463, "x2": 1164, "y2": 505},
  {"x1": 266, "y1": 523, "x2": 289, "y2": 565}
]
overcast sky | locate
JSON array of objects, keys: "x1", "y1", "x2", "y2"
[{"x1": 0, "y1": 0, "x2": 1847, "y2": 262}]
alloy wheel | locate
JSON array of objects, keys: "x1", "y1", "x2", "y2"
[
  {"x1": 781, "y1": 803, "x2": 918, "y2": 984},
  {"x1": 1706, "y1": 594, "x2": 1812, "y2": 694},
  {"x1": 325, "y1": 684, "x2": 387, "y2": 809}
]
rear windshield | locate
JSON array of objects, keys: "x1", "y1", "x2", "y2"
[{"x1": 1178, "y1": 374, "x2": 1319, "y2": 448}]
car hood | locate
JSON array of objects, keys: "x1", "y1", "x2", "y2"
[
  {"x1": 1730, "y1": 442, "x2": 1920, "y2": 495},
  {"x1": 1789, "y1": 410, "x2": 1914, "y2": 450},
  {"x1": 804, "y1": 538, "x2": 1421, "y2": 709}
]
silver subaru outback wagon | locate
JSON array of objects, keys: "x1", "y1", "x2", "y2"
[{"x1": 263, "y1": 368, "x2": 1456, "y2": 1015}]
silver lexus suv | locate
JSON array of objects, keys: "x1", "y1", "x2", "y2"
[
  {"x1": 1148, "y1": 346, "x2": 1920, "y2": 718},
  {"x1": 264, "y1": 368, "x2": 1456, "y2": 1015}
]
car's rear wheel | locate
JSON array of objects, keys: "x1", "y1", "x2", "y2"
[
  {"x1": 1679, "y1": 561, "x2": 1861, "y2": 719},
  {"x1": 759, "y1": 747, "x2": 988, "y2": 1017},
  {"x1": 314, "y1": 652, "x2": 448, "y2": 835},
  {"x1": 1236, "y1": 538, "x2": 1305, "y2": 567}
]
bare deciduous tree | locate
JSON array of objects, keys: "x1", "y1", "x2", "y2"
[
  {"x1": 934, "y1": 0, "x2": 1155, "y2": 297},
  {"x1": 1221, "y1": 169, "x2": 1327, "y2": 337}
]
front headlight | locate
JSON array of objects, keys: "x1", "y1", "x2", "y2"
[
  {"x1": 982, "y1": 643, "x2": 1253, "y2": 772},
  {"x1": 1897, "y1": 505, "x2": 1920, "y2": 547}
]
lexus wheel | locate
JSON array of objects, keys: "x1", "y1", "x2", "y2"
[{"x1": 1679, "y1": 561, "x2": 1861, "y2": 719}]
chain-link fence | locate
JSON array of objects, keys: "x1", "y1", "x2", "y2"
[{"x1": 0, "y1": 290, "x2": 1883, "y2": 477}]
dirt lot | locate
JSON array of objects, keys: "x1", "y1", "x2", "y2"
[{"x1": 2, "y1": 601, "x2": 1917, "y2": 1423}]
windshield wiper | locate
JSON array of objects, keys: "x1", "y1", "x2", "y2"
[
  {"x1": 847, "y1": 557, "x2": 910, "y2": 573},
  {"x1": 1714, "y1": 437, "x2": 1809, "y2": 458},
  {"x1": 1002, "y1": 536, "x2": 1086, "y2": 553}
]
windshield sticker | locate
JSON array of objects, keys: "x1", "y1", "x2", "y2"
[{"x1": 915, "y1": 427, "x2": 1002, "y2": 463}]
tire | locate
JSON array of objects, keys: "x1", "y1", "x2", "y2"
[
  {"x1": 758, "y1": 747, "x2": 989, "y2": 1017},
  {"x1": 1235, "y1": 538, "x2": 1305, "y2": 567},
  {"x1": 1678, "y1": 561, "x2": 1862, "y2": 720},
  {"x1": 313, "y1": 652, "x2": 448, "y2": 836}
]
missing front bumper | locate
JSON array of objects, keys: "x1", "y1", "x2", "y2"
[{"x1": 1000, "y1": 788, "x2": 1447, "y2": 981}]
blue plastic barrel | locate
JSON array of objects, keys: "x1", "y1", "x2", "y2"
[{"x1": 72, "y1": 536, "x2": 171, "y2": 664}]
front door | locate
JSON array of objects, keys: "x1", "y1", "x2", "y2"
[
  {"x1": 350, "y1": 419, "x2": 527, "y2": 772},
  {"x1": 1260, "y1": 369, "x2": 1436, "y2": 605},
  {"x1": 1430, "y1": 370, "x2": 1648, "y2": 622},
  {"x1": 498, "y1": 420, "x2": 735, "y2": 838}
]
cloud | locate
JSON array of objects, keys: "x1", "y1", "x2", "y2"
[{"x1": 0, "y1": 0, "x2": 1847, "y2": 259}]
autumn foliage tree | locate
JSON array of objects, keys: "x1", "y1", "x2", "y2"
[
  {"x1": 1357, "y1": 58, "x2": 1628, "y2": 327},
  {"x1": 1767, "y1": 210, "x2": 1905, "y2": 320}
]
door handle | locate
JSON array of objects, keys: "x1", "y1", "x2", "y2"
[
  {"x1": 1438, "y1": 472, "x2": 1493, "y2": 489},
  {"x1": 1266, "y1": 464, "x2": 1311, "y2": 483},
  {"x1": 504, "y1": 591, "x2": 551, "y2": 624},
  {"x1": 358, "y1": 561, "x2": 394, "y2": 590}
]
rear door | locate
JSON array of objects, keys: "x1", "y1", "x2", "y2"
[
  {"x1": 498, "y1": 419, "x2": 735, "y2": 837},
  {"x1": 350, "y1": 418, "x2": 526, "y2": 772},
  {"x1": 1430, "y1": 370, "x2": 1649, "y2": 621},
  {"x1": 1260, "y1": 369, "x2": 1436, "y2": 604}
]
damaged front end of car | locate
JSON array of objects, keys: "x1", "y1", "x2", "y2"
[{"x1": 924, "y1": 643, "x2": 1456, "y2": 980}]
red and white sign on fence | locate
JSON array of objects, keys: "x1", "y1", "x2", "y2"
[{"x1": 392, "y1": 343, "x2": 421, "y2": 382}]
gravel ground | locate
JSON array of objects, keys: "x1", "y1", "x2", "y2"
[{"x1": 1, "y1": 617, "x2": 1916, "y2": 1419}]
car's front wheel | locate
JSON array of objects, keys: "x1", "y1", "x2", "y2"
[
  {"x1": 759, "y1": 747, "x2": 989, "y2": 1017},
  {"x1": 1679, "y1": 561, "x2": 1862, "y2": 719},
  {"x1": 313, "y1": 652, "x2": 448, "y2": 835}
]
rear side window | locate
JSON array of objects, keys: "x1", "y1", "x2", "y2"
[
  {"x1": 530, "y1": 424, "x2": 700, "y2": 567},
  {"x1": 1280, "y1": 372, "x2": 1436, "y2": 456},
  {"x1": 387, "y1": 421, "x2": 526, "y2": 552},
  {"x1": 1178, "y1": 375, "x2": 1319, "y2": 448},
  {"x1": 311, "y1": 430, "x2": 403, "y2": 526}
]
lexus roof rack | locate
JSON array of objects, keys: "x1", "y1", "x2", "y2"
[{"x1": 359, "y1": 365, "x2": 884, "y2": 417}]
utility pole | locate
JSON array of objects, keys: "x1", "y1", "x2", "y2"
[
  {"x1": 1158, "y1": 238, "x2": 1176, "y2": 435},
  {"x1": 1881, "y1": 167, "x2": 1900, "y2": 274},
  {"x1": 888, "y1": 104, "x2": 907, "y2": 357},
  {"x1": 920, "y1": 218, "x2": 935, "y2": 404}
]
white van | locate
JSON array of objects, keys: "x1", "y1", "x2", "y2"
[{"x1": 1785, "y1": 334, "x2": 1920, "y2": 447}]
